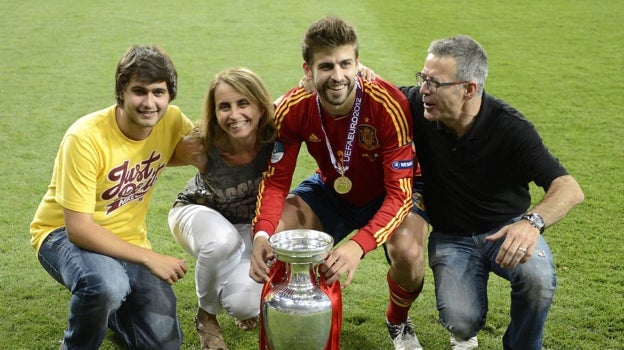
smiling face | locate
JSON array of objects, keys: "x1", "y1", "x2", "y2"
[
  {"x1": 116, "y1": 76, "x2": 170, "y2": 140},
  {"x1": 304, "y1": 44, "x2": 359, "y2": 116},
  {"x1": 214, "y1": 81, "x2": 262, "y2": 142}
]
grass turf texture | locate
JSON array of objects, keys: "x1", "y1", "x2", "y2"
[{"x1": 1, "y1": 0, "x2": 622, "y2": 349}]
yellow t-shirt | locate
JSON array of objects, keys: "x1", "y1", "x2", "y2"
[{"x1": 30, "y1": 104, "x2": 193, "y2": 252}]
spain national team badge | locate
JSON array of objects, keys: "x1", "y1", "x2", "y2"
[{"x1": 358, "y1": 124, "x2": 380, "y2": 150}]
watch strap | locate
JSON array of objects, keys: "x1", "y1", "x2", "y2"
[{"x1": 521, "y1": 213, "x2": 545, "y2": 234}]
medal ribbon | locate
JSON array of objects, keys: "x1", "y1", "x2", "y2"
[{"x1": 316, "y1": 78, "x2": 363, "y2": 177}]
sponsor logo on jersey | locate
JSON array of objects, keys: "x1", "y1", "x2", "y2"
[
  {"x1": 271, "y1": 141, "x2": 285, "y2": 164},
  {"x1": 392, "y1": 160, "x2": 414, "y2": 169}
]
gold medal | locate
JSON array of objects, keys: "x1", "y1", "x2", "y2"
[{"x1": 334, "y1": 175, "x2": 352, "y2": 194}]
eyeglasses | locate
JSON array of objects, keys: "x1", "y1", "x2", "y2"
[{"x1": 415, "y1": 72, "x2": 470, "y2": 93}]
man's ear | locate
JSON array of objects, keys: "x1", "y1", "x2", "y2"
[
  {"x1": 303, "y1": 61, "x2": 313, "y2": 80},
  {"x1": 464, "y1": 81, "x2": 478, "y2": 100}
]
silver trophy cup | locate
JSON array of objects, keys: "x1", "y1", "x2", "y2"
[{"x1": 262, "y1": 229, "x2": 334, "y2": 350}]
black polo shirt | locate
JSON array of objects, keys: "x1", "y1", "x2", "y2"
[{"x1": 401, "y1": 86, "x2": 568, "y2": 235}]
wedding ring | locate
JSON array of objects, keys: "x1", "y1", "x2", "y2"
[{"x1": 518, "y1": 247, "x2": 528, "y2": 254}]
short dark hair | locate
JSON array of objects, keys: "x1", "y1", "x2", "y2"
[
  {"x1": 301, "y1": 16, "x2": 359, "y2": 64},
  {"x1": 115, "y1": 45, "x2": 178, "y2": 104}
]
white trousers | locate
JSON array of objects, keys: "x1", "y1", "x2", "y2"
[{"x1": 168, "y1": 205, "x2": 262, "y2": 319}]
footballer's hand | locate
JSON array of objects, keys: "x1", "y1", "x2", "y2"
[
  {"x1": 320, "y1": 240, "x2": 363, "y2": 288},
  {"x1": 249, "y1": 235, "x2": 274, "y2": 283}
]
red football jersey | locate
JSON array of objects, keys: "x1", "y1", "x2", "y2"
[{"x1": 253, "y1": 76, "x2": 414, "y2": 254}]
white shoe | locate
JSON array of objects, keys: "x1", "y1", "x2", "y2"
[
  {"x1": 386, "y1": 318, "x2": 423, "y2": 350},
  {"x1": 450, "y1": 335, "x2": 478, "y2": 349}
]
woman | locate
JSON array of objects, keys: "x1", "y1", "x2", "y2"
[{"x1": 168, "y1": 67, "x2": 277, "y2": 350}]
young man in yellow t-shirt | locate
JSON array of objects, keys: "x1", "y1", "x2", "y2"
[{"x1": 30, "y1": 45, "x2": 195, "y2": 350}]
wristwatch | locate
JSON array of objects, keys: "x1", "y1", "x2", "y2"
[{"x1": 521, "y1": 213, "x2": 545, "y2": 234}]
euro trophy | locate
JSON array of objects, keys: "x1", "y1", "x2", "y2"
[{"x1": 261, "y1": 229, "x2": 335, "y2": 350}]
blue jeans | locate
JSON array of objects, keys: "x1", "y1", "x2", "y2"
[
  {"x1": 38, "y1": 228, "x2": 183, "y2": 350},
  {"x1": 428, "y1": 223, "x2": 557, "y2": 350}
]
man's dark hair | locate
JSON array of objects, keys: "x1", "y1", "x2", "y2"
[
  {"x1": 115, "y1": 45, "x2": 178, "y2": 104},
  {"x1": 302, "y1": 16, "x2": 359, "y2": 65}
]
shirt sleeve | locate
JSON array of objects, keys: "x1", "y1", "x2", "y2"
[
  {"x1": 511, "y1": 118, "x2": 568, "y2": 190},
  {"x1": 56, "y1": 134, "x2": 99, "y2": 213},
  {"x1": 252, "y1": 88, "x2": 304, "y2": 236}
]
